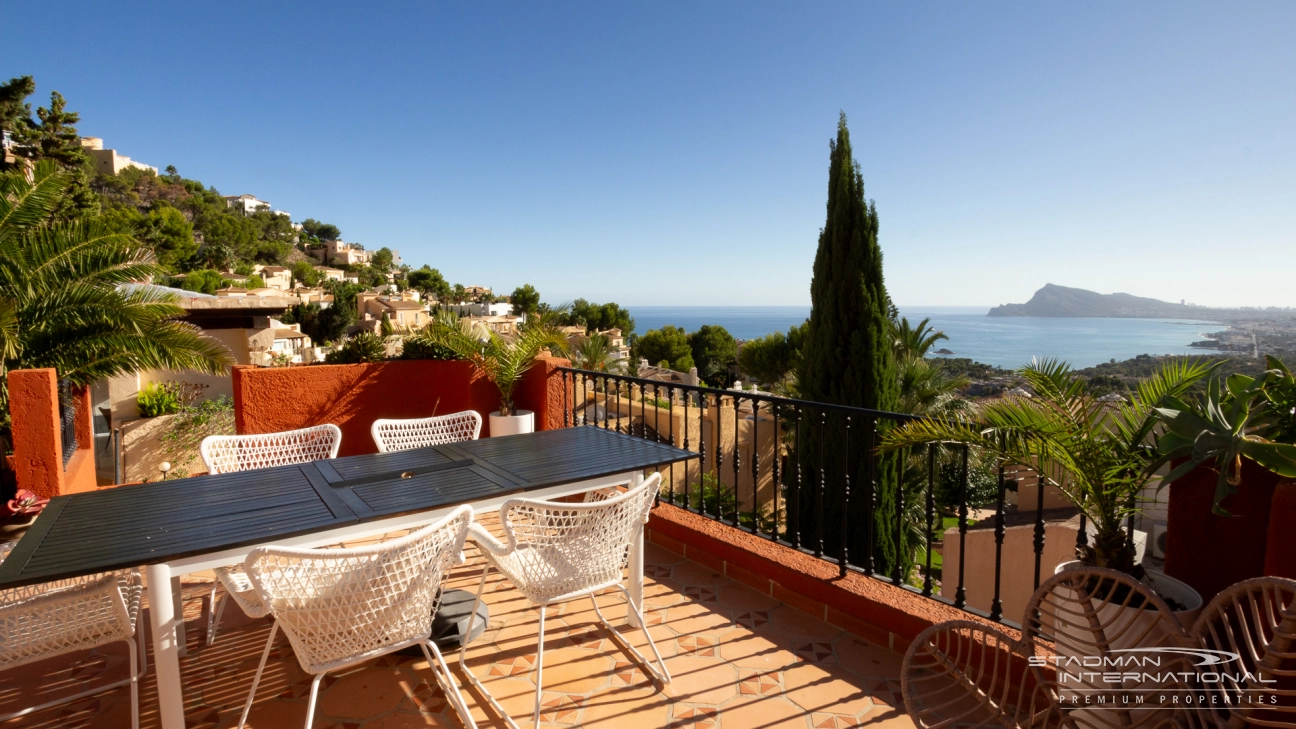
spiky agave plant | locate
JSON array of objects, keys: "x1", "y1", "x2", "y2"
[
  {"x1": 421, "y1": 310, "x2": 567, "y2": 416},
  {"x1": 879, "y1": 358, "x2": 1215, "y2": 576},
  {"x1": 0, "y1": 160, "x2": 231, "y2": 450}
]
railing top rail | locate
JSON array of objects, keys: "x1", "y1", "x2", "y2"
[{"x1": 558, "y1": 366, "x2": 924, "y2": 423}]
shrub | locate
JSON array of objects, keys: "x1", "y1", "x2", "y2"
[
  {"x1": 160, "y1": 396, "x2": 235, "y2": 478},
  {"x1": 325, "y1": 332, "x2": 386, "y2": 364},
  {"x1": 137, "y1": 382, "x2": 181, "y2": 417}
]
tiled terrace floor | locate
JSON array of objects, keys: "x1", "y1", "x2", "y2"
[{"x1": 0, "y1": 515, "x2": 914, "y2": 729}]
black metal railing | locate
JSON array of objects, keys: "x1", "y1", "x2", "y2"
[
  {"x1": 58, "y1": 380, "x2": 78, "y2": 466},
  {"x1": 558, "y1": 367, "x2": 1086, "y2": 627}
]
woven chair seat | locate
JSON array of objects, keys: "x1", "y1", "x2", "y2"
[{"x1": 213, "y1": 566, "x2": 268, "y2": 619}]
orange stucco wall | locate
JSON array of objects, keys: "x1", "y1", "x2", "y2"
[
  {"x1": 7, "y1": 369, "x2": 96, "y2": 498},
  {"x1": 232, "y1": 357, "x2": 571, "y2": 457}
]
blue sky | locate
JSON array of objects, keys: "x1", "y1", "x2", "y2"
[{"x1": 3, "y1": 2, "x2": 1293, "y2": 307}]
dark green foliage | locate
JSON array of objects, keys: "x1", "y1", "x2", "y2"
[
  {"x1": 380, "y1": 311, "x2": 394, "y2": 337},
  {"x1": 408, "y1": 266, "x2": 451, "y2": 301},
  {"x1": 795, "y1": 113, "x2": 902, "y2": 575},
  {"x1": 569, "y1": 299, "x2": 634, "y2": 335},
  {"x1": 739, "y1": 321, "x2": 808, "y2": 385},
  {"x1": 7, "y1": 88, "x2": 97, "y2": 219},
  {"x1": 929, "y1": 357, "x2": 1013, "y2": 381},
  {"x1": 0, "y1": 76, "x2": 36, "y2": 172},
  {"x1": 633, "y1": 325, "x2": 694, "y2": 372},
  {"x1": 511, "y1": 284, "x2": 540, "y2": 318},
  {"x1": 689, "y1": 325, "x2": 737, "y2": 387},
  {"x1": 325, "y1": 332, "x2": 386, "y2": 364},
  {"x1": 400, "y1": 333, "x2": 460, "y2": 361},
  {"x1": 286, "y1": 296, "x2": 355, "y2": 346},
  {"x1": 300, "y1": 218, "x2": 340, "y2": 242},
  {"x1": 290, "y1": 261, "x2": 321, "y2": 287},
  {"x1": 370, "y1": 247, "x2": 394, "y2": 273},
  {"x1": 178, "y1": 269, "x2": 226, "y2": 295},
  {"x1": 683, "y1": 473, "x2": 778, "y2": 534}
]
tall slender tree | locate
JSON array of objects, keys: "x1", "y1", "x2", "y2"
[{"x1": 796, "y1": 112, "x2": 903, "y2": 575}]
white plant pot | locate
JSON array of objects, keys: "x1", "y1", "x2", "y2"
[
  {"x1": 489, "y1": 409, "x2": 534, "y2": 437},
  {"x1": 1050, "y1": 560, "x2": 1203, "y2": 723}
]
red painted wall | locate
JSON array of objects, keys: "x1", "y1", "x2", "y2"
[
  {"x1": 7, "y1": 369, "x2": 96, "y2": 498},
  {"x1": 232, "y1": 356, "x2": 571, "y2": 457},
  {"x1": 1164, "y1": 459, "x2": 1279, "y2": 601},
  {"x1": 1265, "y1": 482, "x2": 1296, "y2": 580}
]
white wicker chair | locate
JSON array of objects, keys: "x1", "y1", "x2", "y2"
[
  {"x1": 0, "y1": 542, "x2": 146, "y2": 728},
  {"x1": 462, "y1": 473, "x2": 669, "y2": 729},
  {"x1": 371, "y1": 410, "x2": 482, "y2": 453},
  {"x1": 200, "y1": 424, "x2": 343, "y2": 646},
  {"x1": 236, "y1": 505, "x2": 476, "y2": 729}
]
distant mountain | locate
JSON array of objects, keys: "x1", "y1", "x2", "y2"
[{"x1": 988, "y1": 284, "x2": 1206, "y2": 318}]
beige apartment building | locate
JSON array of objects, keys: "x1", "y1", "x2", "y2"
[{"x1": 79, "y1": 137, "x2": 158, "y2": 176}]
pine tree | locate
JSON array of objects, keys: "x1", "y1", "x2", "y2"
[
  {"x1": 11, "y1": 90, "x2": 98, "y2": 218},
  {"x1": 796, "y1": 112, "x2": 904, "y2": 577}
]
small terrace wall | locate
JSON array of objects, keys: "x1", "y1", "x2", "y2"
[
  {"x1": 7, "y1": 368, "x2": 96, "y2": 499},
  {"x1": 232, "y1": 354, "x2": 570, "y2": 456}
]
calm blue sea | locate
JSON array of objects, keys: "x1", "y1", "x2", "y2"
[{"x1": 625, "y1": 306, "x2": 1222, "y2": 370}]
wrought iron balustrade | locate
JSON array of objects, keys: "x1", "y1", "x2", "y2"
[{"x1": 557, "y1": 367, "x2": 1091, "y2": 626}]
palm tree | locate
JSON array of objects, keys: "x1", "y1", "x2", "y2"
[
  {"x1": 0, "y1": 161, "x2": 232, "y2": 441},
  {"x1": 419, "y1": 310, "x2": 566, "y2": 416},
  {"x1": 893, "y1": 316, "x2": 947, "y2": 361},
  {"x1": 880, "y1": 358, "x2": 1214, "y2": 575},
  {"x1": 572, "y1": 332, "x2": 622, "y2": 374}
]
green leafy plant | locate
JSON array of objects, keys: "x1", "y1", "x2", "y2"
[
  {"x1": 881, "y1": 358, "x2": 1214, "y2": 576},
  {"x1": 399, "y1": 332, "x2": 460, "y2": 361},
  {"x1": 421, "y1": 310, "x2": 566, "y2": 416},
  {"x1": 1154, "y1": 356, "x2": 1296, "y2": 513},
  {"x1": 160, "y1": 396, "x2": 235, "y2": 478},
  {"x1": 136, "y1": 382, "x2": 182, "y2": 417},
  {"x1": 677, "y1": 472, "x2": 779, "y2": 534},
  {"x1": 325, "y1": 332, "x2": 386, "y2": 364}
]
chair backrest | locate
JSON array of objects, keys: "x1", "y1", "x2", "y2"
[
  {"x1": 1021, "y1": 565, "x2": 1195, "y2": 729},
  {"x1": 902, "y1": 620, "x2": 1067, "y2": 729},
  {"x1": 370, "y1": 410, "x2": 482, "y2": 453},
  {"x1": 1183, "y1": 576, "x2": 1296, "y2": 729},
  {"x1": 200, "y1": 424, "x2": 342, "y2": 474},
  {"x1": 244, "y1": 505, "x2": 473, "y2": 675},
  {"x1": 499, "y1": 473, "x2": 661, "y2": 602}
]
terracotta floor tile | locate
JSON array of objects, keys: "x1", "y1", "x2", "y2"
[
  {"x1": 533, "y1": 646, "x2": 613, "y2": 694},
  {"x1": 579, "y1": 685, "x2": 671, "y2": 728},
  {"x1": 716, "y1": 582, "x2": 781, "y2": 614},
  {"x1": 717, "y1": 628, "x2": 804, "y2": 671},
  {"x1": 317, "y1": 665, "x2": 414, "y2": 718},
  {"x1": 663, "y1": 656, "x2": 739, "y2": 705},
  {"x1": 782, "y1": 662, "x2": 876, "y2": 716},
  {"x1": 834, "y1": 636, "x2": 903, "y2": 680},
  {"x1": 673, "y1": 561, "x2": 728, "y2": 587},
  {"x1": 719, "y1": 694, "x2": 813, "y2": 728},
  {"x1": 766, "y1": 605, "x2": 843, "y2": 642},
  {"x1": 672, "y1": 704, "x2": 720, "y2": 728}
]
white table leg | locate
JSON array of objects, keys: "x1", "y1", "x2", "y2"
[
  {"x1": 147, "y1": 564, "x2": 187, "y2": 729},
  {"x1": 627, "y1": 472, "x2": 645, "y2": 628},
  {"x1": 170, "y1": 576, "x2": 188, "y2": 658}
]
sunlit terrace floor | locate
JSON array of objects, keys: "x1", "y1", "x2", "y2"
[{"x1": 0, "y1": 513, "x2": 915, "y2": 728}]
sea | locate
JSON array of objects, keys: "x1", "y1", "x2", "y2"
[{"x1": 625, "y1": 306, "x2": 1223, "y2": 370}]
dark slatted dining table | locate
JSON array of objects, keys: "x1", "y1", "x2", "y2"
[{"x1": 0, "y1": 426, "x2": 696, "y2": 729}]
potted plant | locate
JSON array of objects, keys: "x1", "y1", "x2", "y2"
[
  {"x1": 413, "y1": 311, "x2": 566, "y2": 436},
  {"x1": 1, "y1": 489, "x2": 49, "y2": 536},
  {"x1": 880, "y1": 358, "x2": 1215, "y2": 618}
]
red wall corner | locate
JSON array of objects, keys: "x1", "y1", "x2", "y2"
[
  {"x1": 7, "y1": 368, "x2": 65, "y2": 499},
  {"x1": 1265, "y1": 481, "x2": 1296, "y2": 579},
  {"x1": 515, "y1": 354, "x2": 571, "y2": 431}
]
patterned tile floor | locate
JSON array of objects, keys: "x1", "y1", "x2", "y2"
[{"x1": 0, "y1": 515, "x2": 915, "y2": 728}]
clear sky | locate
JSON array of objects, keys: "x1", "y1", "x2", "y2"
[{"x1": 3, "y1": 2, "x2": 1293, "y2": 308}]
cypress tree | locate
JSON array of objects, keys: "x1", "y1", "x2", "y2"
[{"x1": 796, "y1": 112, "x2": 903, "y2": 576}]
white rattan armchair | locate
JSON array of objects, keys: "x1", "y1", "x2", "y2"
[
  {"x1": 236, "y1": 505, "x2": 476, "y2": 729},
  {"x1": 0, "y1": 542, "x2": 146, "y2": 728},
  {"x1": 462, "y1": 473, "x2": 669, "y2": 729},
  {"x1": 371, "y1": 410, "x2": 482, "y2": 453},
  {"x1": 199, "y1": 424, "x2": 343, "y2": 646}
]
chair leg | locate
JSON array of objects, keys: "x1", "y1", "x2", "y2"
[
  {"x1": 128, "y1": 635, "x2": 140, "y2": 729},
  {"x1": 532, "y1": 605, "x2": 547, "y2": 729},
  {"x1": 303, "y1": 673, "x2": 324, "y2": 729},
  {"x1": 421, "y1": 640, "x2": 477, "y2": 729},
  {"x1": 456, "y1": 562, "x2": 520, "y2": 729},
  {"x1": 238, "y1": 621, "x2": 279, "y2": 729},
  {"x1": 589, "y1": 587, "x2": 671, "y2": 684},
  {"x1": 207, "y1": 585, "x2": 227, "y2": 646}
]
